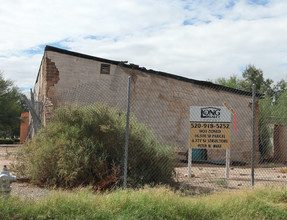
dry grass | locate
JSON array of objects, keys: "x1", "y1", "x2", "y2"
[{"x1": 279, "y1": 168, "x2": 287, "y2": 173}]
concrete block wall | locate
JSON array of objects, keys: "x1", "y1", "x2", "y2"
[{"x1": 122, "y1": 68, "x2": 259, "y2": 163}]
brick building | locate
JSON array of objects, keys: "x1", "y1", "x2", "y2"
[{"x1": 32, "y1": 45, "x2": 260, "y2": 164}]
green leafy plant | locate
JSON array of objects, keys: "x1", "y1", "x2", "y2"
[
  {"x1": 268, "y1": 163, "x2": 275, "y2": 168},
  {"x1": 215, "y1": 178, "x2": 228, "y2": 187},
  {"x1": 0, "y1": 139, "x2": 14, "y2": 144},
  {"x1": 14, "y1": 104, "x2": 176, "y2": 189}
]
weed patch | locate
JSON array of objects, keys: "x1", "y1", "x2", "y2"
[{"x1": 1, "y1": 186, "x2": 287, "y2": 219}]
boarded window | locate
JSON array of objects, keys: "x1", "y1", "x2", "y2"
[{"x1": 100, "y1": 64, "x2": 110, "y2": 74}]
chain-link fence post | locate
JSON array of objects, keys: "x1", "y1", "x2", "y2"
[
  {"x1": 123, "y1": 76, "x2": 132, "y2": 189},
  {"x1": 251, "y1": 84, "x2": 256, "y2": 186},
  {"x1": 226, "y1": 149, "x2": 230, "y2": 179},
  {"x1": 188, "y1": 148, "x2": 192, "y2": 177}
]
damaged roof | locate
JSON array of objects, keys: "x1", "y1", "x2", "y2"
[{"x1": 44, "y1": 45, "x2": 260, "y2": 97}]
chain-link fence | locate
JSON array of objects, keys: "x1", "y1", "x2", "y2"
[{"x1": 41, "y1": 75, "x2": 287, "y2": 192}]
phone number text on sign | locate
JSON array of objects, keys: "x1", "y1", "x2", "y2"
[
  {"x1": 190, "y1": 123, "x2": 230, "y2": 129},
  {"x1": 189, "y1": 122, "x2": 231, "y2": 149}
]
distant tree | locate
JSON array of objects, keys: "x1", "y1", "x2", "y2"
[
  {"x1": 213, "y1": 65, "x2": 287, "y2": 160},
  {"x1": 272, "y1": 79, "x2": 287, "y2": 103},
  {"x1": 0, "y1": 71, "x2": 24, "y2": 138},
  {"x1": 213, "y1": 65, "x2": 274, "y2": 95},
  {"x1": 241, "y1": 64, "x2": 273, "y2": 95},
  {"x1": 273, "y1": 90, "x2": 287, "y2": 124},
  {"x1": 214, "y1": 75, "x2": 245, "y2": 90}
]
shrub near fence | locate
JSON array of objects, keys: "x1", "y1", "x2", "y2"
[
  {"x1": 0, "y1": 139, "x2": 19, "y2": 144},
  {"x1": 17, "y1": 104, "x2": 176, "y2": 189}
]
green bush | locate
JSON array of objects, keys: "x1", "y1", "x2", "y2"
[
  {"x1": 0, "y1": 139, "x2": 14, "y2": 144},
  {"x1": 16, "y1": 104, "x2": 176, "y2": 189},
  {"x1": 12, "y1": 138, "x2": 20, "y2": 143}
]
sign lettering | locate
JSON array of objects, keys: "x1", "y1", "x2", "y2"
[{"x1": 190, "y1": 106, "x2": 231, "y2": 149}]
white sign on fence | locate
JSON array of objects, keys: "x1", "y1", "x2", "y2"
[
  {"x1": 189, "y1": 106, "x2": 231, "y2": 149},
  {"x1": 188, "y1": 106, "x2": 232, "y2": 178}
]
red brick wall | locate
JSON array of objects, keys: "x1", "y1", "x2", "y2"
[{"x1": 20, "y1": 112, "x2": 29, "y2": 144}]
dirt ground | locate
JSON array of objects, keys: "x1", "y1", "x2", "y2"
[
  {"x1": 1, "y1": 146, "x2": 287, "y2": 200},
  {"x1": 175, "y1": 163, "x2": 287, "y2": 194},
  {"x1": 0, "y1": 145, "x2": 19, "y2": 169},
  {"x1": 0, "y1": 145, "x2": 52, "y2": 201}
]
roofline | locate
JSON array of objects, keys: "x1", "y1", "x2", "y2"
[
  {"x1": 35, "y1": 54, "x2": 45, "y2": 86},
  {"x1": 45, "y1": 45, "x2": 121, "y2": 65},
  {"x1": 44, "y1": 45, "x2": 262, "y2": 97}
]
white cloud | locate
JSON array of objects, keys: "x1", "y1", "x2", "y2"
[
  {"x1": 0, "y1": 0, "x2": 287, "y2": 89},
  {"x1": 0, "y1": 53, "x2": 42, "y2": 89}
]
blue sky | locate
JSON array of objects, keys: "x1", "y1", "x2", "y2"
[{"x1": 0, "y1": 0, "x2": 287, "y2": 91}]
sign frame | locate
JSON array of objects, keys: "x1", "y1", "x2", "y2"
[
  {"x1": 188, "y1": 106, "x2": 232, "y2": 179},
  {"x1": 189, "y1": 106, "x2": 231, "y2": 149}
]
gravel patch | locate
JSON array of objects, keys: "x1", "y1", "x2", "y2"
[
  {"x1": 10, "y1": 182, "x2": 53, "y2": 201},
  {"x1": 1, "y1": 145, "x2": 54, "y2": 201}
]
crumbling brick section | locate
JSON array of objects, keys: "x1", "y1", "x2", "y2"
[
  {"x1": 44, "y1": 57, "x2": 60, "y2": 124},
  {"x1": 46, "y1": 57, "x2": 60, "y2": 97}
]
